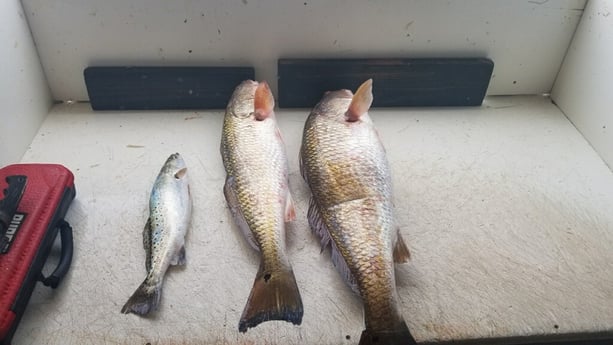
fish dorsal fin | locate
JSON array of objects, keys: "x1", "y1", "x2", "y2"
[
  {"x1": 174, "y1": 167, "x2": 187, "y2": 179},
  {"x1": 346, "y1": 79, "x2": 373, "y2": 122},
  {"x1": 254, "y1": 81, "x2": 275, "y2": 121},
  {"x1": 143, "y1": 217, "x2": 152, "y2": 271}
]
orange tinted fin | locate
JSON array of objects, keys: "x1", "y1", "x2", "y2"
[
  {"x1": 393, "y1": 229, "x2": 411, "y2": 263},
  {"x1": 285, "y1": 191, "x2": 296, "y2": 222},
  {"x1": 254, "y1": 81, "x2": 275, "y2": 121},
  {"x1": 346, "y1": 79, "x2": 373, "y2": 122},
  {"x1": 238, "y1": 259, "x2": 303, "y2": 332}
]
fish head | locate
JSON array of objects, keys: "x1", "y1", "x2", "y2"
[
  {"x1": 227, "y1": 80, "x2": 275, "y2": 121},
  {"x1": 161, "y1": 152, "x2": 188, "y2": 179},
  {"x1": 314, "y1": 79, "x2": 374, "y2": 123},
  {"x1": 315, "y1": 89, "x2": 354, "y2": 121}
]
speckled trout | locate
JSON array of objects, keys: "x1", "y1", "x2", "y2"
[
  {"x1": 300, "y1": 80, "x2": 416, "y2": 345},
  {"x1": 221, "y1": 80, "x2": 303, "y2": 332},
  {"x1": 121, "y1": 153, "x2": 192, "y2": 315}
]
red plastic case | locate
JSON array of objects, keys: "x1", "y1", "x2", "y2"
[{"x1": 0, "y1": 164, "x2": 75, "y2": 345}]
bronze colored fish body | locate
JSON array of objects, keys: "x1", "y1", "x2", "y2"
[
  {"x1": 300, "y1": 80, "x2": 415, "y2": 344},
  {"x1": 122, "y1": 152, "x2": 192, "y2": 315},
  {"x1": 221, "y1": 80, "x2": 303, "y2": 332}
]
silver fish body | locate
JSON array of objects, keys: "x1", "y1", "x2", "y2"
[
  {"x1": 300, "y1": 80, "x2": 415, "y2": 345},
  {"x1": 121, "y1": 152, "x2": 192, "y2": 315}
]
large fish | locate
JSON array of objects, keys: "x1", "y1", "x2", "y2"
[
  {"x1": 300, "y1": 80, "x2": 416, "y2": 345},
  {"x1": 220, "y1": 80, "x2": 303, "y2": 332},
  {"x1": 121, "y1": 153, "x2": 192, "y2": 315}
]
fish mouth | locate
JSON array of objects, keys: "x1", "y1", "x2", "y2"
[
  {"x1": 324, "y1": 89, "x2": 353, "y2": 99},
  {"x1": 163, "y1": 152, "x2": 186, "y2": 173},
  {"x1": 233, "y1": 80, "x2": 259, "y2": 96},
  {"x1": 166, "y1": 153, "x2": 184, "y2": 164},
  {"x1": 228, "y1": 80, "x2": 260, "y2": 118},
  {"x1": 236, "y1": 80, "x2": 260, "y2": 95},
  {"x1": 240, "y1": 79, "x2": 259, "y2": 87}
]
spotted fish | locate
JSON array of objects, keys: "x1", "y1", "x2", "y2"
[
  {"x1": 121, "y1": 153, "x2": 192, "y2": 315},
  {"x1": 220, "y1": 80, "x2": 303, "y2": 332},
  {"x1": 300, "y1": 80, "x2": 416, "y2": 344}
]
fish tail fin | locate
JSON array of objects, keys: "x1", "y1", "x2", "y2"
[
  {"x1": 359, "y1": 321, "x2": 418, "y2": 345},
  {"x1": 120, "y1": 279, "x2": 161, "y2": 315},
  {"x1": 238, "y1": 259, "x2": 304, "y2": 332}
]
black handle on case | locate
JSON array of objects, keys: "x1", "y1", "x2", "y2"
[{"x1": 39, "y1": 220, "x2": 73, "y2": 289}]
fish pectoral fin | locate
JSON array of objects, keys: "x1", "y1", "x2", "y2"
[
  {"x1": 393, "y1": 229, "x2": 411, "y2": 263},
  {"x1": 330, "y1": 240, "x2": 360, "y2": 294},
  {"x1": 253, "y1": 81, "x2": 275, "y2": 121},
  {"x1": 299, "y1": 150, "x2": 308, "y2": 183},
  {"x1": 307, "y1": 198, "x2": 359, "y2": 294},
  {"x1": 174, "y1": 167, "x2": 187, "y2": 179},
  {"x1": 223, "y1": 176, "x2": 259, "y2": 251},
  {"x1": 285, "y1": 191, "x2": 296, "y2": 222},
  {"x1": 238, "y1": 260, "x2": 303, "y2": 332},
  {"x1": 346, "y1": 79, "x2": 373, "y2": 122},
  {"x1": 143, "y1": 217, "x2": 152, "y2": 271},
  {"x1": 171, "y1": 245, "x2": 186, "y2": 266},
  {"x1": 307, "y1": 197, "x2": 331, "y2": 251}
]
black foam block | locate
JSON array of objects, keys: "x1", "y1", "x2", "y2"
[
  {"x1": 278, "y1": 58, "x2": 494, "y2": 108},
  {"x1": 84, "y1": 66, "x2": 255, "y2": 110}
]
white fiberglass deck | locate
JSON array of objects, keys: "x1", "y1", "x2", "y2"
[{"x1": 13, "y1": 95, "x2": 613, "y2": 344}]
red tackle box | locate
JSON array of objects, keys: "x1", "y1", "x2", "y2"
[{"x1": 0, "y1": 164, "x2": 75, "y2": 345}]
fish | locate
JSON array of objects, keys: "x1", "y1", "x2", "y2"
[
  {"x1": 299, "y1": 79, "x2": 416, "y2": 345},
  {"x1": 220, "y1": 80, "x2": 303, "y2": 332},
  {"x1": 220, "y1": 80, "x2": 304, "y2": 333},
  {"x1": 121, "y1": 152, "x2": 192, "y2": 315}
]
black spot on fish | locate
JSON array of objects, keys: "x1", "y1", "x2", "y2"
[{"x1": 264, "y1": 273, "x2": 271, "y2": 282}]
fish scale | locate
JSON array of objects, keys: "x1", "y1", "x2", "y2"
[{"x1": 223, "y1": 120, "x2": 285, "y2": 261}]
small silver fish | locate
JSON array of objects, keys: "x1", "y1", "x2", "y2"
[
  {"x1": 121, "y1": 153, "x2": 192, "y2": 315},
  {"x1": 300, "y1": 80, "x2": 415, "y2": 345},
  {"x1": 221, "y1": 80, "x2": 303, "y2": 332}
]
